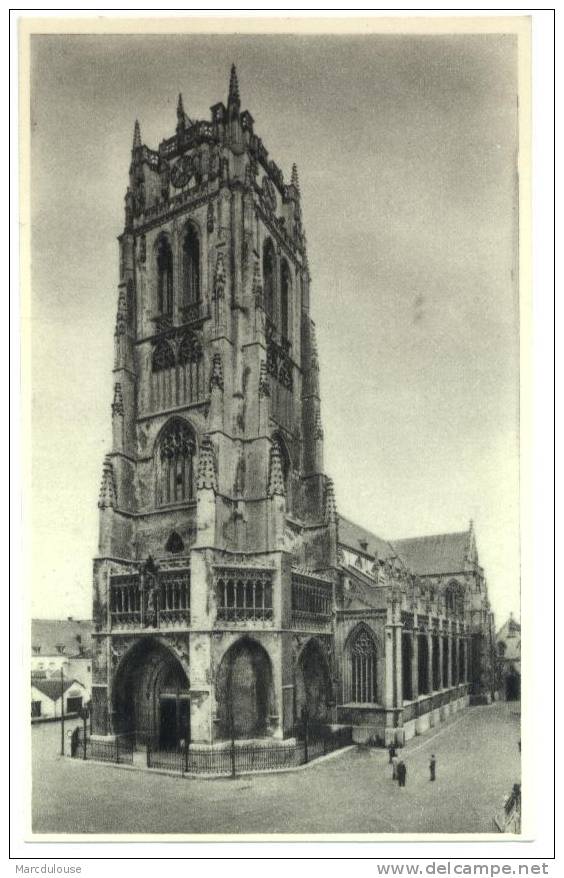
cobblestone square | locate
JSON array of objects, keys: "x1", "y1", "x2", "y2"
[{"x1": 32, "y1": 702, "x2": 520, "y2": 835}]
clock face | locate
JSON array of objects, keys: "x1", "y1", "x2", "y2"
[
  {"x1": 171, "y1": 155, "x2": 193, "y2": 188},
  {"x1": 262, "y1": 176, "x2": 277, "y2": 212}
]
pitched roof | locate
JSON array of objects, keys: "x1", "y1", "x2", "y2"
[
  {"x1": 31, "y1": 619, "x2": 93, "y2": 658},
  {"x1": 338, "y1": 516, "x2": 395, "y2": 560},
  {"x1": 391, "y1": 531, "x2": 469, "y2": 576},
  {"x1": 31, "y1": 677, "x2": 84, "y2": 702}
]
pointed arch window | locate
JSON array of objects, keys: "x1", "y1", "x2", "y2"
[
  {"x1": 280, "y1": 258, "x2": 291, "y2": 340},
  {"x1": 183, "y1": 225, "x2": 201, "y2": 306},
  {"x1": 262, "y1": 238, "x2": 276, "y2": 319},
  {"x1": 346, "y1": 627, "x2": 378, "y2": 704},
  {"x1": 157, "y1": 420, "x2": 196, "y2": 505},
  {"x1": 157, "y1": 235, "x2": 173, "y2": 316}
]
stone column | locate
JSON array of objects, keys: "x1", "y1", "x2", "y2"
[
  {"x1": 427, "y1": 631, "x2": 434, "y2": 694},
  {"x1": 384, "y1": 625, "x2": 395, "y2": 709},
  {"x1": 438, "y1": 630, "x2": 444, "y2": 689},
  {"x1": 411, "y1": 628, "x2": 419, "y2": 701},
  {"x1": 447, "y1": 628, "x2": 453, "y2": 688},
  {"x1": 394, "y1": 623, "x2": 403, "y2": 707},
  {"x1": 464, "y1": 637, "x2": 470, "y2": 683}
]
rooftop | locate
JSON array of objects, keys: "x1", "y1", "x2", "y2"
[
  {"x1": 391, "y1": 531, "x2": 471, "y2": 576},
  {"x1": 31, "y1": 619, "x2": 93, "y2": 658}
]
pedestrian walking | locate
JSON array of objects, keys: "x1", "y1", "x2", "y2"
[
  {"x1": 391, "y1": 752, "x2": 399, "y2": 780},
  {"x1": 397, "y1": 759, "x2": 407, "y2": 787},
  {"x1": 388, "y1": 743, "x2": 396, "y2": 764},
  {"x1": 429, "y1": 754, "x2": 436, "y2": 781}
]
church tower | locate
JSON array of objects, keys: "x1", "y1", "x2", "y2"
[{"x1": 91, "y1": 68, "x2": 338, "y2": 748}]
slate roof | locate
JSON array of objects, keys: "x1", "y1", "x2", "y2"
[
  {"x1": 31, "y1": 677, "x2": 84, "y2": 702},
  {"x1": 338, "y1": 516, "x2": 395, "y2": 560},
  {"x1": 31, "y1": 619, "x2": 93, "y2": 658},
  {"x1": 391, "y1": 531, "x2": 469, "y2": 576}
]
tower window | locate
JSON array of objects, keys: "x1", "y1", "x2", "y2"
[
  {"x1": 157, "y1": 235, "x2": 173, "y2": 316},
  {"x1": 262, "y1": 238, "x2": 276, "y2": 319},
  {"x1": 280, "y1": 258, "x2": 291, "y2": 340},
  {"x1": 183, "y1": 225, "x2": 200, "y2": 306},
  {"x1": 158, "y1": 420, "x2": 196, "y2": 505}
]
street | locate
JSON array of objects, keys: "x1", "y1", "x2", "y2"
[{"x1": 32, "y1": 702, "x2": 520, "y2": 835}]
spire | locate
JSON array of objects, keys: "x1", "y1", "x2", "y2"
[
  {"x1": 291, "y1": 163, "x2": 300, "y2": 194},
  {"x1": 132, "y1": 119, "x2": 141, "y2": 150},
  {"x1": 98, "y1": 455, "x2": 117, "y2": 509},
  {"x1": 197, "y1": 435, "x2": 217, "y2": 492},
  {"x1": 111, "y1": 382, "x2": 124, "y2": 416},
  {"x1": 177, "y1": 93, "x2": 184, "y2": 120},
  {"x1": 228, "y1": 63, "x2": 240, "y2": 105},
  {"x1": 268, "y1": 442, "x2": 285, "y2": 497}
]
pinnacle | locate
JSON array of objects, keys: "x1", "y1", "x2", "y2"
[
  {"x1": 291, "y1": 163, "x2": 300, "y2": 193},
  {"x1": 209, "y1": 352, "x2": 224, "y2": 391},
  {"x1": 228, "y1": 63, "x2": 240, "y2": 104},
  {"x1": 98, "y1": 455, "x2": 117, "y2": 509},
  {"x1": 268, "y1": 442, "x2": 285, "y2": 497},
  {"x1": 111, "y1": 382, "x2": 124, "y2": 416},
  {"x1": 132, "y1": 119, "x2": 141, "y2": 150},
  {"x1": 177, "y1": 92, "x2": 184, "y2": 117},
  {"x1": 325, "y1": 477, "x2": 338, "y2": 523},
  {"x1": 197, "y1": 435, "x2": 217, "y2": 492}
]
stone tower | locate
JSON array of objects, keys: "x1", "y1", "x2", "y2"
[{"x1": 91, "y1": 67, "x2": 338, "y2": 748}]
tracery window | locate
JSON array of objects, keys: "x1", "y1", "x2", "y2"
[
  {"x1": 280, "y1": 258, "x2": 291, "y2": 340},
  {"x1": 157, "y1": 235, "x2": 174, "y2": 316},
  {"x1": 183, "y1": 225, "x2": 200, "y2": 306},
  {"x1": 152, "y1": 340, "x2": 175, "y2": 373},
  {"x1": 263, "y1": 238, "x2": 276, "y2": 319},
  {"x1": 157, "y1": 420, "x2": 196, "y2": 505},
  {"x1": 347, "y1": 627, "x2": 378, "y2": 704}
]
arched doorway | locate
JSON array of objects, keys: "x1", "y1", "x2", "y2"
[
  {"x1": 112, "y1": 638, "x2": 190, "y2": 749},
  {"x1": 216, "y1": 638, "x2": 274, "y2": 739},
  {"x1": 295, "y1": 638, "x2": 332, "y2": 725}
]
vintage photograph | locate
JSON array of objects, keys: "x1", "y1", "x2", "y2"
[{"x1": 24, "y1": 17, "x2": 526, "y2": 838}]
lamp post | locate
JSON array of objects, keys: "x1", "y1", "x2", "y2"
[
  {"x1": 60, "y1": 668, "x2": 65, "y2": 756},
  {"x1": 78, "y1": 705, "x2": 89, "y2": 760}
]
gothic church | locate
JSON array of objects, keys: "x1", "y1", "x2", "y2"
[{"x1": 91, "y1": 67, "x2": 496, "y2": 753}]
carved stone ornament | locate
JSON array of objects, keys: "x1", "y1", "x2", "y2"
[
  {"x1": 171, "y1": 154, "x2": 193, "y2": 188},
  {"x1": 262, "y1": 176, "x2": 277, "y2": 212}
]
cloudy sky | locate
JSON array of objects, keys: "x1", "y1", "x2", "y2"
[{"x1": 29, "y1": 30, "x2": 520, "y2": 625}]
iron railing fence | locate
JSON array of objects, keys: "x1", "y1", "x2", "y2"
[{"x1": 71, "y1": 724, "x2": 352, "y2": 776}]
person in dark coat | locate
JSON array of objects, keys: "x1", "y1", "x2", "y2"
[
  {"x1": 429, "y1": 754, "x2": 436, "y2": 781},
  {"x1": 397, "y1": 759, "x2": 407, "y2": 787},
  {"x1": 388, "y1": 743, "x2": 396, "y2": 764}
]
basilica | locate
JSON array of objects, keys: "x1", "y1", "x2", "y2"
[{"x1": 91, "y1": 67, "x2": 496, "y2": 753}]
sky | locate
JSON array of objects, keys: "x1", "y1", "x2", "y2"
[{"x1": 29, "y1": 31, "x2": 520, "y2": 626}]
